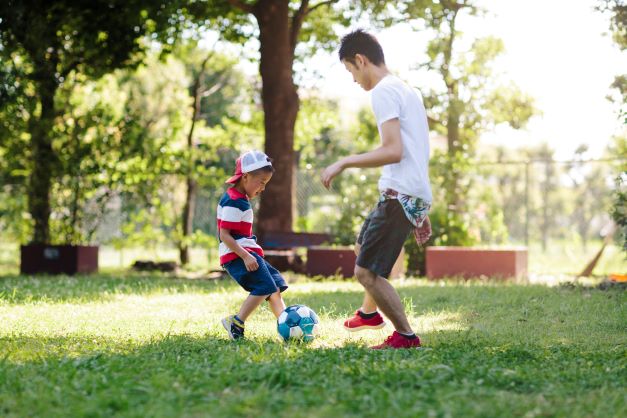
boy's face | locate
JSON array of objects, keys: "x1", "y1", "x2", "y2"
[
  {"x1": 342, "y1": 55, "x2": 370, "y2": 91},
  {"x1": 241, "y1": 171, "x2": 273, "y2": 198}
]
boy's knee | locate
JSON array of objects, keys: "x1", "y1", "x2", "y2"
[
  {"x1": 354, "y1": 243, "x2": 361, "y2": 256},
  {"x1": 355, "y1": 265, "x2": 375, "y2": 287},
  {"x1": 265, "y1": 290, "x2": 280, "y2": 301}
]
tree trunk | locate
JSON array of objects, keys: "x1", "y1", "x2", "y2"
[
  {"x1": 541, "y1": 160, "x2": 551, "y2": 250},
  {"x1": 254, "y1": 1, "x2": 299, "y2": 238},
  {"x1": 27, "y1": 76, "x2": 57, "y2": 244},
  {"x1": 179, "y1": 55, "x2": 209, "y2": 266},
  {"x1": 446, "y1": 97, "x2": 461, "y2": 213},
  {"x1": 180, "y1": 177, "x2": 196, "y2": 265},
  {"x1": 443, "y1": 8, "x2": 462, "y2": 215}
]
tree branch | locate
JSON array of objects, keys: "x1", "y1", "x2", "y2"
[
  {"x1": 202, "y1": 80, "x2": 226, "y2": 98},
  {"x1": 305, "y1": 0, "x2": 337, "y2": 16},
  {"x1": 226, "y1": 0, "x2": 254, "y2": 14},
  {"x1": 290, "y1": 0, "x2": 309, "y2": 52},
  {"x1": 290, "y1": 0, "x2": 337, "y2": 52},
  {"x1": 60, "y1": 59, "x2": 81, "y2": 80}
]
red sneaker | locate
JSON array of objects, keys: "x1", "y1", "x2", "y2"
[
  {"x1": 343, "y1": 310, "x2": 386, "y2": 332},
  {"x1": 371, "y1": 331, "x2": 422, "y2": 349}
]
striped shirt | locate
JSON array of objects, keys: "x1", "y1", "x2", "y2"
[{"x1": 217, "y1": 187, "x2": 264, "y2": 265}]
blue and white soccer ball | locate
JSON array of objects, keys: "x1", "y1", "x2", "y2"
[{"x1": 277, "y1": 304, "x2": 320, "y2": 342}]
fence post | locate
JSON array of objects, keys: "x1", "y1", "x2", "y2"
[{"x1": 525, "y1": 161, "x2": 530, "y2": 247}]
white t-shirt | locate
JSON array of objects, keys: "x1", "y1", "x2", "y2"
[{"x1": 371, "y1": 74, "x2": 432, "y2": 202}]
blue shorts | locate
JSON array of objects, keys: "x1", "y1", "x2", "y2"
[{"x1": 223, "y1": 252, "x2": 288, "y2": 296}]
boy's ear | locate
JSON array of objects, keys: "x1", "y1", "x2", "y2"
[{"x1": 355, "y1": 53, "x2": 367, "y2": 67}]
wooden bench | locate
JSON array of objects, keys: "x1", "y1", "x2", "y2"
[
  {"x1": 261, "y1": 231, "x2": 407, "y2": 278},
  {"x1": 261, "y1": 232, "x2": 332, "y2": 250},
  {"x1": 425, "y1": 246, "x2": 528, "y2": 279},
  {"x1": 260, "y1": 232, "x2": 332, "y2": 273}
]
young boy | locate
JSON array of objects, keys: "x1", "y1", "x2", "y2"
[
  {"x1": 218, "y1": 150, "x2": 288, "y2": 340},
  {"x1": 321, "y1": 29, "x2": 433, "y2": 349}
]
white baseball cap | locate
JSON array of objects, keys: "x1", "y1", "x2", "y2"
[{"x1": 225, "y1": 150, "x2": 273, "y2": 184}]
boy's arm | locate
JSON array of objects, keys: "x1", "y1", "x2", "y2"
[
  {"x1": 321, "y1": 118, "x2": 402, "y2": 189},
  {"x1": 219, "y1": 228, "x2": 259, "y2": 271}
]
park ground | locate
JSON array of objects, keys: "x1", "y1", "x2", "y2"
[{"x1": 0, "y1": 273, "x2": 625, "y2": 418}]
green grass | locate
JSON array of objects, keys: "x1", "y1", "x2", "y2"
[
  {"x1": 528, "y1": 242, "x2": 626, "y2": 276},
  {"x1": 0, "y1": 274, "x2": 625, "y2": 417}
]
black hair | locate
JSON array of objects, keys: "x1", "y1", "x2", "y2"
[{"x1": 338, "y1": 29, "x2": 385, "y2": 66}]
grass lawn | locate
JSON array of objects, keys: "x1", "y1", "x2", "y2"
[{"x1": 0, "y1": 274, "x2": 625, "y2": 418}]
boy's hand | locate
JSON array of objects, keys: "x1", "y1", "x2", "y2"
[
  {"x1": 243, "y1": 253, "x2": 259, "y2": 271},
  {"x1": 414, "y1": 215, "x2": 432, "y2": 246},
  {"x1": 321, "y1": 161, "x2": 344, "y2": 189}
]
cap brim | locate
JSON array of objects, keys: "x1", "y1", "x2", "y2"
[{"x1": 225, "y1": 174, "x2": 243, "y2": 184}]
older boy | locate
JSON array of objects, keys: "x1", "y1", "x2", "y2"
[{"x1": 321, "y1": 29, "x2": 432, "y2": 349}]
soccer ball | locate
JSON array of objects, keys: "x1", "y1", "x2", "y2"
[{"x1": 277, "y1": 304, "x2": 320, "y2": 342}]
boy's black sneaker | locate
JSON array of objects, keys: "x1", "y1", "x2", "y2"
[{"x1": 221, "y1": 315, "x2": 245, "y2": 340}]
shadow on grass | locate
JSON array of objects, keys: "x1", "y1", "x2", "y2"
[{"x1": 1, "y1": 330, "x2": 625, "y2": 418}]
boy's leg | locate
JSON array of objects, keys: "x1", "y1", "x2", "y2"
[
  {"x1": 237, "y1": 294, "x2": 269, "y2": 321},
  {"x1": 260, "y1": 259, "x2": 287, "y2": 319},
  {"x1": 344, "y1": 241, "x2": 387, "y2": 332},
  {"x1": 354, "y1": 265, "x2": 412, "y2": 334},
  {"x1": 360, "y1": 291, "x2": 378, "y2": 313},
  {"x1": 354, "y1": 243, "x2": 378, "y2": 314},
  {"x1": 222, "y1": 293, "x2": 269, "y2": 340},
  {"x1": 267, "y1": 291, "x2": 286, "y2": 318},
  {"x1": 221, "y1": 253, "x2": 279, "y2": 340}
]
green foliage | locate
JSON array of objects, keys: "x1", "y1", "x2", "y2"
[
  {"x1": 330, "y1": 171, "x2": 380, "y2": 245},
  {"x1": 402, "y1": 1, "x2": 538, "y2": 249},
  {"x1": 0, "y1": 51, "x2": 33, "y2": 243},
  {"x1": 0, "y1": 275, "x2": 625, "y2": 417},
  {"x1": 0, "y1": 0, "x2": 196, "y2": 243},
  {"x1": 294, "y1": 97, "x2": 343, "y2": 166},
  {"x1": 294, "y1": 103, "x2": 383, "y2": 244},
  {"x1": 486, "y1": 84, "x2": 538, "y2": 130},
  {"x1": 611, "y1": 174, "x2": 626, "y2": 252},
  {"x1": 597, "y1": 0, "x2": 627, "y2": 50},
  {"x1": 0, "y1": 0, "x2": 189, "y2": 80},
  {"x1": 609, "y1": 137, "x2": 627, "y2": 252},
  {"x1": 0, "y1": 38, "x2": 258, "y2": 248}
]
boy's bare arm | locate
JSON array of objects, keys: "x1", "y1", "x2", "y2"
[
  {"x1": 321, "y1": 118, "x2": 402, "y2": 188},
  {"x1": 219, "y1": 228, "x2": 259, "y2": 271}
]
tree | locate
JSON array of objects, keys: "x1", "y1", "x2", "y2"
[
  {"x1": 193, "y1": 0, "x2": 420, "y2": 238},
  {"x1": 191, "y1": 0, "x2": 346, "y2": 237},
  {"x1": 597, "y1": 0, "x2": 627, "y2": 49},
  {"x1": 173, "y1": 42, "x2": 251, "y2": 265},
  {"x1": 0, "y1": 51, "x2": 32, "y2": 243},
  {"x1": 404, "y1": 0, "x2": 536, "y2": 216},
  {"x1": 0, "y1": 0, "x2": 186, "y2": 244},
  {"x1": 597, "y1": 1, "x2": 627, "y2": 251},
  {"x1": 565, "y1": 145, "x2": 614, "y2": 250},
  {"x1": 597, "y1": 1, "x2": 626, "y2": 121}
]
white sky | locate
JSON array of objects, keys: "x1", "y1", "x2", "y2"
[{"x1": 211, "y1": 0, "x2": 626, "y2": 159}]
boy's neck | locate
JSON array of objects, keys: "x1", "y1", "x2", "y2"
[
  {"x1": 234, "y1": 184, "x2": 247, "y2": 197},
  {"x1": 368, "y1": 64, "x2": 390, "y2": 89}
]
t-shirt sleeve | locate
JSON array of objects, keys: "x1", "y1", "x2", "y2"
[{"x1": 371, "y1": 84, "x2": 401, "y2": 126}]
